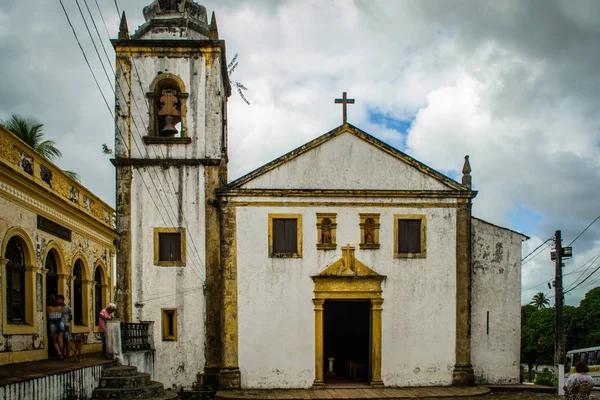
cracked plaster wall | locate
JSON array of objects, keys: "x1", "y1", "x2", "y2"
[{"x1": 471, "y1": 218, "x2": 525, "y2": 384}]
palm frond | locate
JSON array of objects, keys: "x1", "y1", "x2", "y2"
[
  {"x1": 63, "y1": 170, "x2": 80, "y2": 182},
  {"x1": 36, "y1": 140, "x2": 62, "y2": 161}
]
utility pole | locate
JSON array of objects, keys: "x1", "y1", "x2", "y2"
[{"x1": 554, "y1": 230, "x2": 565, "y2": 367}]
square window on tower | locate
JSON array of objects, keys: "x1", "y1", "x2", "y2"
[{"x1": 154, "y1": 228, "x2": 186, "y2": 266}]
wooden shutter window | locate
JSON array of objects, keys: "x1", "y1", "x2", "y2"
[
  {"x1": 159, "y1": 232, "x2": 182, "y2": 262},
  {"x1": 397, "y1": 219, "x2": 421, "y2": 254},
  {"x1": 273, "y1": 218, "x2": 298, "y2": 256}
]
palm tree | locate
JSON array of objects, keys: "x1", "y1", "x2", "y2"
[
  {"x1": 2, "y1": 114, "x2": 80, "y2": 181},
  {"x1": 530, "y1": 292, "x2": 551, "y2": 309}
]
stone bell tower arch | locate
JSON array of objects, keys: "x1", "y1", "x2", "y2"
[{"x1": 111, "y1": 0, "x2": 231, "y2": 388}]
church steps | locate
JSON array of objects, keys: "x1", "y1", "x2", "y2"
[{"x1": 93, "y1": 365, "x2": 175, "y2": 400}]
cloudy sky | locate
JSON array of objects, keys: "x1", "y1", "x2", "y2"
[{"x1": 1, "y1": 0, "x2": 599, "y2": 305}]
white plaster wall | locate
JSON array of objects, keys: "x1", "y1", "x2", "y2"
[
  {"x1": 236, "y1": 201, "x2": 457, "y2": 388},
  {"x1": 129, "y1": 54, "x2": 224, "y2": 159},
  {"x1": 240, "y1": 133, "x2": 452, "y2": 191},
  {"x1": 130, "y1": 165, "x2": 206, "y2": 389},
  {"x1": 471, "y1": 218, "x2": 525, "y2": 384}
]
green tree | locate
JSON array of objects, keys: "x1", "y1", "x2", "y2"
[
  {"x1": 2, "y1": 114, "x2": 80, "y2": 181},
  {"x1": 530, "y1": 292, "x2": 551, "y2": 309},
  {"x1": 521, "y1": 304, "x2": 555, "y2": 381},
  {"x1": 573, "y1": 287, "x2": 600, "y2": 348}
]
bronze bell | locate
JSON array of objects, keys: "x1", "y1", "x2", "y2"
[{"x1": 161, "y1": 115, "x2": 178, "y2": 136}]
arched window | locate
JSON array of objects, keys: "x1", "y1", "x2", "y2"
[
  {"x1": 45, "y1": 251, "x2": 59, "y2": 302},
  {"x1": 155, "y1": 78, "x2": 182, "y2": 137},
  {"x1": 5, "y1": 237, "x2": 25, "y2": 324},
  {"x1": 73, "y1": 260, "x2": 84, "y2": 325},
  {"x1": 94, "y1": 266, "x2": 103, "y2": 325}
]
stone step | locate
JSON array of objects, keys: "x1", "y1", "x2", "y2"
[
  {"x1": 179, "y1": 389, "x2": 215, "y2": 400},
  {"x1": 92, "y1": 381, "x2": 165, "y2": 399},
  {"x1": 99, "y1": 372, "x2": 151, "y2": 388},
  {"x1": 102, "y1": 365, "x2": 139, "y2": 377}
]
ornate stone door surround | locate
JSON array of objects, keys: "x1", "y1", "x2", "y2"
[{"x1": 311, "y1": 245, "x2": 386, "y2": 388}]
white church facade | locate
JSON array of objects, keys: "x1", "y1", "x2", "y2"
[{"x1": 112, "y1": 0, "x2": 527, "y2": 390}]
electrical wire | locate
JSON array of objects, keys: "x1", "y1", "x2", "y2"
[
  {"x1": 567, "y1": 216, "x2": 600, "y2": 247},
  {"x1": 522, "y1": 236, "x2": 554, "y2": 262}
]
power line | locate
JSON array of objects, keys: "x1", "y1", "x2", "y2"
[
  {"x1": 522, "y1": 240, "x2": 553, "y2": 267},
  {"x1": 564, "y1": 263, "x2": 600, "y2": 295},
  {"x1": 567, "y1": 215, "x2": 600, "y2": 247},
  {"x1": 522, "y1": 236, "x2": 554, "y2": 262},
  {"x1": 58, "y1": 0, "x2": 114, "y2": 118},
  {"x1": 564, "y1": 251, "x2": 600, "y2": 292}
]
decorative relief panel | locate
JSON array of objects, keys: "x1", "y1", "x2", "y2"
[
  {"x1": 16, "y1": 147, "x2": 33, "y2": 175},
  {"x1": 53, "y1": 175, "x2": 71, "y2": 199},
  {"x1": 0, "y1": 138, "x2": 21, "y2": 166},
  {"x1": 40, "y1": 164, "x2": 53, "y2": 187},
  {"x1": 359, "y1": 213, "x2": 380, "y2": 250},
  {"x1": 316, "y1": 213, "x2": 337, "y2": 250}
]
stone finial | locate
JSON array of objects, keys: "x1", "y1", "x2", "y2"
[
  {"x1": 208, "y1": 11, "x2": 218, "y2": 40},
  {"x1": 135, "y1": 0, "x2": 210, "y2": 40},
  {"x1": 118, "y1": 11, "x2": 130, "y2": 40},
  {"x1": 462, "y1": 155, "x2": 472, "y2": 188}
]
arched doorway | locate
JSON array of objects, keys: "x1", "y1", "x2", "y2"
[
  {"x1": 45, "y1": 251, "x2": 59, "y2": 302},
  {"x1": 5, "y1": 237, "x2": 26, "y2": 324},
  {"x1": 94, "y1": 266, "x2": 104, "y2": 327},
  {"x1": 73, "y1": 260, "x2": 84, "y2": 326},
  {"x1": 45, "y1": 251, "x2": 59, "y2": 357}
]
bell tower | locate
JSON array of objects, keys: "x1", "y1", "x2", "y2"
[{"x1": 112, "y1": 0, "x2": 231, "y2": 388}]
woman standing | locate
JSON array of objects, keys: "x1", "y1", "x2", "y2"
[
  {"x1": 564, "y1": 361, "x2": 595, "y2": 400},
  {"x1": 47, "y1": 295, "x2": 65, "y2": 360}
]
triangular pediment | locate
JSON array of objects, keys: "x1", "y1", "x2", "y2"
[
  {"x1": 314, "y1": 245, "x2": 384, "y2": 278},
  {"x1": 229, "y1": 124, "x2": 470, "y2": 192}
]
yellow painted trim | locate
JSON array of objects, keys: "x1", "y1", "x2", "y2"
[
  {"x1": 312, "y1": 276, "x2": 385, "y2": 387},
  {"x1": 0, "y1": 171, "x2": 118, "y2": 247},
  {"x1": 0, "y1": 349, "x2": 46, "y2": 366},
  {"x1": 225, "y1": 201, "x2": 457, "y2": 208},
  {"x1": 359, "y1": 213, "x2": 381, "y2": 250},
  {"x1": 393, "y1": 214, "x2": 427, "y2": 258},
  {"x1": 0, "y1": 126, "x2": 115, "y2": 225},
  {"x1": 1, "y1": 228, "x2": 38, "y2": 335},
  {"x1": 316, "y1": 213, "x2": 337, "y2": 250},
  {"x1": 268, "y1": 214, "x2": 303, "y2": 258},
  {"x1": 161, "y1": 308, "x2": 178, "y2": 341},
  {"x1": 153, "y1": 228, "x2": 187, "y2": 266}
]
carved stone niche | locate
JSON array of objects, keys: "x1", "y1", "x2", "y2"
[
  {"x1": 316, "y1": 213, "x2": 337, "y2": 250},
  {"x1": 359, "y1": 213, "x2": 380, "y2": 250}
]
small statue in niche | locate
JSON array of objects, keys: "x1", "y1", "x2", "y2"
[
  {"x1": 321, "y1": 218, "x2": 332, "y2": 245},
  {"x1": 364, "y1": 218, "x2": 375, "y2": 244}
]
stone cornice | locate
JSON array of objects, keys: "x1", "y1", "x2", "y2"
[
  {"x1": 111, "y1": 158, "x2": 221, "y2": 167},
  {"x1": 217, "y1": 188, "x2": 477, "y2": 199}
]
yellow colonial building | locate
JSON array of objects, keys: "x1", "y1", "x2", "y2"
[{"x1": 0, "y1": 124, "x2": 117, "y2": 364}]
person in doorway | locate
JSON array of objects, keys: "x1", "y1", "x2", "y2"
[
  {"x1": 98, "y1": 303, "x2": 116, "y2": 356},
  {"x1": 564, "y1": 361, "x2": 595, "y2": 400},
  {"x1": 46, "y1": 295, "x2": 64, "y2": 360},
  {"x1": 57, "y1": 294, "x2": 72, "y2": 357}
]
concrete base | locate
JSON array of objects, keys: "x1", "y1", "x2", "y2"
[
  {"x1": 452, "y1": 365, "x2": 474, "y2": 386},
  {"x1": 311, "y1": 380, "x2": 325, "y2": 389},
  {"x1": 218, "y1": 368, "x2": 241, "y2": 390},
  {"x1": 198, "y1": 367, "x2": 221, "y2": 391},
  {"x1": 370, "y1": 380, "x2": 384, "y2": 388}
]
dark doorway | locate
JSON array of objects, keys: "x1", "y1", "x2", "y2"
[
  {"x1": 323, "y1": 300, "x2": 371, "y2": 384},
  {"x1": 45, "y1": 251, "x2": 59, "y2": 357}
]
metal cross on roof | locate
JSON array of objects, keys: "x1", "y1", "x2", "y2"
[{"x1": 334, "y1": 92, "x2": 355, "y2": 124}]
